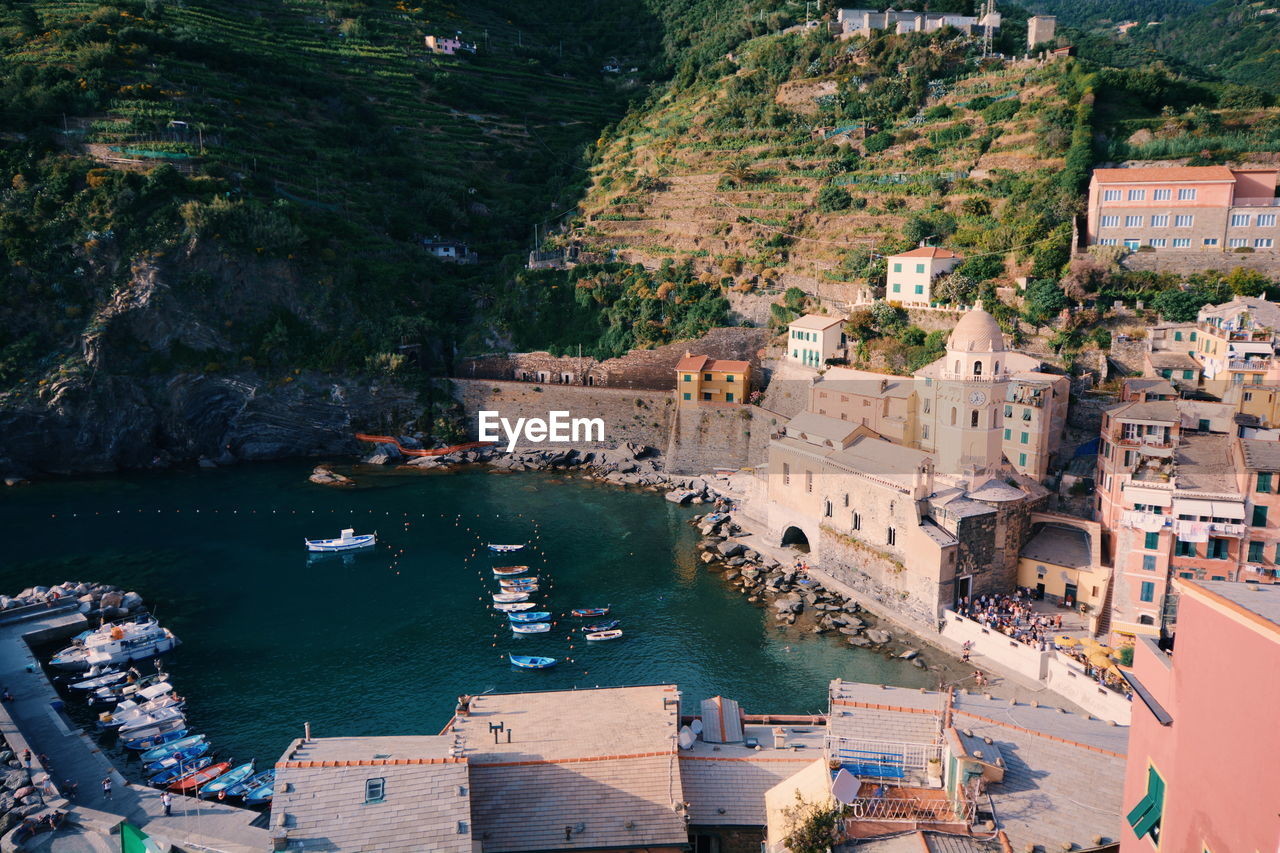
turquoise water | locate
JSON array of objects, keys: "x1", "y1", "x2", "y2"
[{"x1": 0, "y1": 464, "x2": 934, "y2": 769}]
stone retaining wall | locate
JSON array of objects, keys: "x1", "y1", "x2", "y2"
[
  {"x1": 818, "y1": 527, "x2": 942, "y2": 633},
  {"x1": 666, "y1": 405, "x2": 756, "y2": 474},
  {"x1": 1110, "y1": 251, "x2": 1280, "y2": 276}
]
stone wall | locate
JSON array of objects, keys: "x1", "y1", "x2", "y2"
[
  {"x1": 456, "y1": 327, "x2": 769, "y2": 391},
  {"x1": 818, "y1": 526, "x2": 943, "y2": 633},
  {"x1": 665, "y1": 404, "x2": 757, "y2": 474},
  {"x1": 1109, "y1": 337, "x2": 1148, "y2": 376},
  {"x1": 451, "y1": 380, "x2": 675, "y2": 452},
  {"x1": 1111, "y1": 251, "x2": 1280, "y2": 276},
  {"x1": 1043, "y1": 655, "x2": 1133, "y2": 724}
]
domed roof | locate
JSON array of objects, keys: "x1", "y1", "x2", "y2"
[{"x1": 948, "y1": 303, "x2": 1006, "y2": 353}]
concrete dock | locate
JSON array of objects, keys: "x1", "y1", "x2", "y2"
[{"x1": 0, "y1": 604, "x2": 270, "y2": 852}]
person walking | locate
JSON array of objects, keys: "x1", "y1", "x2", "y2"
[
  {"x1": 161, "y1": 790, "x2": 172, "y2": 816},
  {"x1": 101, "y1": 776, "x2": 112, "y2": 800}
]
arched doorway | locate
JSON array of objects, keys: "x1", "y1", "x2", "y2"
[{"x1": 781, "y1": 526, "x2": 810, "y2": 553}]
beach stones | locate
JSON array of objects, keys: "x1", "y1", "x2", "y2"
[
  {"x1": 4, "y1": 770, "x2": 30, "y2": 791},
  {"x1": 716, "y1": 541, "x2": 746, "y2": 558},
  {"x1": 866, "y1": 629, "x2": 892, "y2": 645}
]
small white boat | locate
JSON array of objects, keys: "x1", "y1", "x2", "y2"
[
  {"x1": 488, "y1": 544, "x2": 525, "y2": 553},
  {"x1": 98, "y1": 694, "x2": 183, "y2": 729},
  {"x1": 499, "y1": 576, "x2": 539, "y2": 589},
  {"x1": 493, "y1": 565, "x2": 530, "y2": 577},
  {"x1": 512, "y1": 623, "x2": 551, "y2": 634},
  {"x1": 492, "y1": 592, "x2": 530, "y2": 604},
  {"x1": 305, "y1": 529, "x2": 376, "y2": 552},
  {"x1": 585, "y1": 629, "x2": 623, "y2": 642},
  {"x1": 118, "y1": 705, "x2": 186, "y2": 737},
  {"x1": 495, "y1": 602, "x2": 537, "y2": 612}
]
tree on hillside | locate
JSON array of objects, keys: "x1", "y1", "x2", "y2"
[
  {"x1": 1226, "y1": 267, "x2": 1270, "y2": 298},
  {"x1": 1151, "y1": 288, "x2": 1207, "y2": 323},
  {"x1": 1023, "y1": 279, "x2": 1069, "y2": 327},
  {"x1": 845, "y1": 309, "x2": 876, "y2": 341},
  {"x1": 818, "y1": 185, "x2": 852, "y2": 212},
  {"x1": 933, "y1": 272, "x2": 978, "y2": 306},
  {"x1": 871, "y1": 301, "x2": 909, "y2": 337}
]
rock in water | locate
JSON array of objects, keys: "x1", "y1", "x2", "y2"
[{"x1": 309, "y1": 465, "x2": 354, "y2": 487}]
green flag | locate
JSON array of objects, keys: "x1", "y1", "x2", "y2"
[{"x1": 120, "y1": 821, "x2": 160, "y2": 853}]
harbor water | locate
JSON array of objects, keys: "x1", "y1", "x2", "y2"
[{"x1": 0, "y1": 463, "x2": 936, "y2": 767}]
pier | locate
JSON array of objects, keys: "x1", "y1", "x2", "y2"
[{"x1": 0, "y1": 605, "x2": 270, "y2": 852}]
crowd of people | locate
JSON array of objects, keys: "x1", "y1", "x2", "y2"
[{"x1": 956, "y1": 589, "x2": 1064, "y2": 652}]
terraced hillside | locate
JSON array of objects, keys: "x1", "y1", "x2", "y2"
[{"x1": 572, "y1": 29, "x2": 1090, "y2": 307}]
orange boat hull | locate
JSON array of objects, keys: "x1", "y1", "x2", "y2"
[{"x1": 169, "y1": 762, "x2": 229, "y2": 792}]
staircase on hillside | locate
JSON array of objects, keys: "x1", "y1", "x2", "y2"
[{"x1": 1094, "y1": 573, "x2": 1115, "y2": 638}]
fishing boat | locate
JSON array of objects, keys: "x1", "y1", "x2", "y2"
[
  {"x1": 124, "y1": 728, "x2": 191, "y2": 751},
  {"x1": 498, "y1": 579, "x2": 538, "y2": 590},
  {"x1": 151, "y1": 756, "x2": 212, "y2": 787},
  {"x1": 494, "y1": 602, "x2": 537, "y2": 613},
  {"x1": 97, "y1": 694, "x2": 183, "y2": 729},
  {"x1": 488, "y1": 544, "x2": 525, "y2": 552},
  {"x1": 50, "y1": 619, "x2": 180, "y2": 671},
  {"x1": 89, "y1": 677, "x2": 172, "y2": 707},
  {"x1": 169, "y1": 761, "x2": 230, "y2": 793},
  {"x1": 492, "y1": 592, "x2": 529, "y2": 604},
  {"x1": 305, "y1": 528, "x2": 375, "y2": 552},
  {"x1": 226, "y1": 769, "x2": 274, "y2": 799},
  {"x1": 243, "y1": 773, "x2": 276, "y2": 807},
  {"x1": 118, "y1": 707, "x2": 187, "y2": 740},
  {"x1": 200, "y1": 761, "x2": 256, "y2": 799},
  {"x1": 585, "y1": 629, "x2": 623, "y2": 642},
  {"x1": 65, "y1": 668, "x2": 128, "y2": 692},
  {"x1": 571, "y1": 607, "x2": 610, "y2": 618},
  {"x1": 144, "y1": 741, "x2": 211, "y2": 775},
  {"x1": 507, "y1": 611, "x2": 551, "y2": 623},
  {"x1": 509, "y1": 654, "x2": 557, "y2": 670},
  {"x1": 499, "y1": 576, "x2": 539, "y2": 589},
  {"x1": 139, "y1": 734, "x2": 207, "y2": 763},
  {"x1": 492, "y1": 565, "x2": 530, "y2": 577},
  {"x1": 511, "y1": 622, "x2": 552, "y2": 634},
  {"x1": 582, "y1": 620, "x2": 620, "y2": 632}
]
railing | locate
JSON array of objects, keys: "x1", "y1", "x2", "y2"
[
  {"x1": 1121, "y1": 510, "x2": 1172, "y2": 530},
  {"x1": 1116, "y1": 435, "x2": 1173, "y2": 449},
  {"x1": 1228, "y1": 359, "x2": 1274, "y2": 371},
  {"x1": 938, "y1": 372, "x2": 1003, "y2": 382},
  {"x1": 827, "y1": 736, "x2": 943, "y2": 779},
  {"x1": 1232, "y1": 197, "x2": 1280, "y2": 207},
  {"x1": 840, "y1": 794, "x2": 975, "y2": 826}
]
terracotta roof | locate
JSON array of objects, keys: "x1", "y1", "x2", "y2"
[
  {"x1": 893, "y1": 247, "x2": 961, "y2": 259},
  {"x1": 789, "y1": 313, "x2": 845, "y2": 330},
  {"x1": 1091, "y1": 166, "x2": 1236, "y2": 184},
  {"x1": 675, "y1": 354, "x2": 749, "y2": 373}
]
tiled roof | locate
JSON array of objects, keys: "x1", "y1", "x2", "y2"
[
  {"x1": 1104, "y1": 400, "x2": 1181, "y2": 422},
  {"x1": 790, "y1": 313, "x2": 846, "y2": 330},
  {"x1": 816, "y1": 366, "x2": 916, "y2": 399},
  {"x1": 680, "y1": 755, "x2": 813, "y2": 826},
  {"x1": 678, "y1": 354, "x2": 749, "y2": 373},
  {"x1": 1091, "y1": 165, "x2": 1236, "y2": 183},
  {"x1": 1186, "y1": 579, "x2": 1280, "y2": 631},
  {"x1": 1019, "y1": 524, "x2": 1092, "y2": 569},
  {"x1": 274, "y1": 740, "x2": 472, "y2": 853},
  {"x1": 827, "y1": 683, "x2": 945, "y2": 745},
  {"x1": 892, "y1": 247, "x2": 961, "y2": 259},
  {"x1": 677, "y1": 354, "x2": 709, "y2": 371},
  {"x1": 1146, "y1": 351, "x2": 1198, "y2": 370},
  {"x1": 785, "y1": 411, "x2": 862, "y2": 447},
  {"x1": 1173, "y1": 434, "x2": 1239, "y2": 493},
  {"x1": 1241, "y1": 438, "x2": 1280, "y2": 471},
  {"x1": 469, "y1": 756, "x2": 687, "y2": 851}
]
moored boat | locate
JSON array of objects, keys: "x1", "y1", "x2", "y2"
[
  {"x1": 124, "y1": 728, "x2": 191, "y2": 751},
  {"x1": 509, "y1": 654, "x2": 557, "y2": 669},
  {"x1": 507, "y1": 611, "x2": 551, "y2": 623},
  {"x1": 118, "y1": 708, "x2": 186, "y2": 739},
  {"x1": 244, "y1": 773, "x2": 276, "y2": 807},
  {"x1": 139, "y1": 733, "x2": 207, "y2": 762},
  {"x1": 87, "y1": 675, "x2": 171, "y2": 707},
  {"x1": 50, "y1": 619, "x2": 180, "y2": 671},
  {"x1": 571, "y1": 607, "x2": 610, "y2": 617},
  {"x1": 169, "y1": 761, "x2": 230, "y2": 793},
  {"x1": 492, "y1": 565, "x2": 530, "y2": 577},
  {"x1": 511, "y1": 622, "x2": 552, "y2": 634},
  {"x1": 494, "y1": 602, "x2": 537, "y2": 612},
  {"x1": 226, "y1": 769, "x2": 274, "y2": 799},
  {"x1": 150, "y1": 755, "x2": 212, "y2": 787},
  {"x1": 305, "y1": 529, "x2": 376, "y2": 552},
  {"x1": 488, "y1": 544, "x2": 525, "y2": 552},
  {"x1": 582, "y1": 620, "x2": 620, "y2": 632},
  {"x1": 585, "y1": 629, "x2": 623, "y2": 642},
  {"x1": 65, "y1": 668, "x2": 128, "y2": 692},
  {"x1": 97, "y1": 694, "x2": 183, "y2": 729},
  {"x1": 499, "y1": 576, "x2": 539, "y2": 589},
  {"x1": 200, "y1": 760, "x2": 256, "y2": 799},
  {"x1": 145, "y1": 742, "x2": 211, "y2": 775},
  {"x1": 492, "y1": 592, "x2": 530, "y2": 604}
]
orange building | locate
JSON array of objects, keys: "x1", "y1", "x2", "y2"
[{"x1": 676, "y1": 354, "x2": 751, "y2": 405}]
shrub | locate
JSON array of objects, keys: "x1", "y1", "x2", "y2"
[
  {"x1": 863, "y1": 131, "x2": 894, "y2": 153},
  {"x1": 981, "y1": 99, "x2": 1020, "y2": 123},
  {"x1": 817, "y1": 184, "x2": 852, "y2": 212}
]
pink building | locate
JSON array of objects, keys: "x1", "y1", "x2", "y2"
[
  {"x1": 1085, "y1": 166, "x2": 1280, "y2": 252},
  {"x1": 1120, "y1": 579, "x2": 1280, "y2": 852}
]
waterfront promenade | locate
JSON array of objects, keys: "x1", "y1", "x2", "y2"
[{"x1": 0, "y1": 605, "x2": 270, "y2": 853}]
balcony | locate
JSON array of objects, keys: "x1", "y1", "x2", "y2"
[
  {"x1": 1232, "y1": 197, "x2": 1280, "y2": 207},
  {"x1": 1122, "y1": 510, "x2": 1172, "y2": 530},
  {"x1": 1115, "y1": 434, "x2": 1174, "y2": 450},
  {"x1": 1228, "y1": 358, "x2": 1274, "y2": 372},
  {"x1": 839, "y1": 790, "x2": 976, "y2": 826}
]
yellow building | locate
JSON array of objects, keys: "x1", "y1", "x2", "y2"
[
  {"x1": 1015, "y1": 520, "x2": 1106, "y2": 614},
  {"x1": 676, "y1": 354, "x2": 751, "y2": 405}
]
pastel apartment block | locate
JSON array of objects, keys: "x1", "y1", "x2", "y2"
[
  {"x1": 886, "y1": 247, "x2": 961, "y2": 306},
  {"x1": 676, "y1": 354, "x2": 751, "y2": 405},
  {"x1": 787, "y1": 314, "x2": 847, "y2": 368}
]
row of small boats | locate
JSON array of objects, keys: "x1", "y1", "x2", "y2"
[
  {"x1": 52, "y1": 618, "x2": 274, "y2": 807},
  {"x1": 489, "y1": 545, "x2": 622, "y2": 671}
]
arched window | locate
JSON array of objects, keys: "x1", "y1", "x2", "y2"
[
  {"x1": 970, "y1": 409, "x2": 979, "y2": 428},
  {"x1": 990, "y1": 410, "x2": 998, "y2": 428},
  {"x1": 994, "y1": 361, "x2": 1000, "y2": 374},
  {"x1": 973, "y1": 360, "x2": 983, "y2": 376},
  {"x1": 950, "y1": 407, "x2": 957, "y2": 426}
]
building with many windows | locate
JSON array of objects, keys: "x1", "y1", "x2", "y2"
[
  {"x1": 885, "y1": 247, "x2": 962, "y2": 306},
  {"x1": 1120, "y1": 580, "x2": 1280, "y2": 853},
  {"x1": 1084, "y1": 166, "x2": 1280, "y2": 251},
  {"x1": 675, "y1": 354, "x2": 751, "y2": 406},
  {"x1": 786, "y1": 314, "x2": 846, "y2": 369}
]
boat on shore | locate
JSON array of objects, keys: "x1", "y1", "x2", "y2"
[
  {"x1": 495, "y1": 602, "x2": 537, "y2": 613},
  {"x1": 169, "y1": 761, "x2": 230, "y2": 793},
  {"x1": 585, "y1": 629, "x2": 623, "y2": 642},
  {"x1": 571, "y1": 607, "x2": 610, "y2": 618},
  {"x1": 200, "y1": 761, "x2": 256, "y2": 799},
  {"x1": 140, "y1": 734, "x2": 207, "y2": 763},
  {"x1": 488, "y1": 544, "x2": 525, "y2": 553},
  {"x1": 492, "y1": 565, "x2": 529, "y2": 577},
  {"x1": 509, "y1": 654, "x2": 557, "y2": 670},
  {"x1": 151, "y1": 756, "x2": 212, "y2": 787},
  {"x1": 305, "y1": 529, "x2": 376, "y2": 552},
  {"x1": 512, "y1": 623, "x2": 551, "y2": 634},
  {"x1": 507, "y1": 611, "x2": 551, "y2": 623},
  {"x1": 582, "y1": 620, "x2": 620, "y2": 633}
]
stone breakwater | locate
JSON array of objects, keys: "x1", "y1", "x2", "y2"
[{"x1": 3, "y1": 581, "x2": 145, "y2": 623}]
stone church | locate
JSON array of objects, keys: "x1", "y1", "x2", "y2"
[{"x1": 760, "y1": 306, "x2": 1051, "y2": 629}]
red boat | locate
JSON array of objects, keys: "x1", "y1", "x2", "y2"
[
  {"x1": 492, "y1": 565, "x2": 529, "y2": 577},
  {"x1": 169, "y1": 761, "x2": 230, "y2": 793}
]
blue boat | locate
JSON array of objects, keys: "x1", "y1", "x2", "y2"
[
  {"x1": 124, "y1": 728, "x2": 190, "y2": 751},
  {"x1": 507, "y1": 611, "x2": 551, "y2": 623},
  {"x1": 144, "y1": 742, "x2": 210, "y2": 775},
  {"x1": 150, "y1": 755, "x2": 211, "y2": 786},
  {"x1": 509, "y1": 654, "x2": 557, "y2": 670},
  {"x1": 244, "y1": 774, "x2": 276, "y2": 807},
  {"x1": 226, "y1": 769, "x2": 274, "y2": 799},
  {"x1": 582, "y1": 620, "x2": 620, "y2": 632},
  {"x1": 200, "y1": 760, "x2": 255, "y2": 799},
  {"x1": 139, "y1": 734, "x2": 207, "y2": 763}
]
